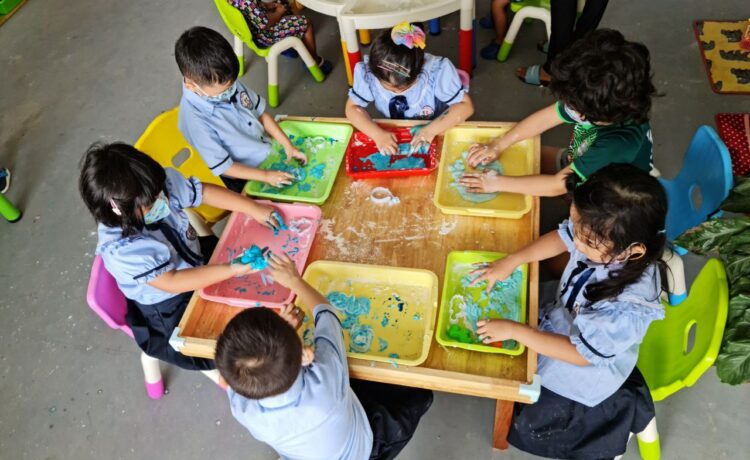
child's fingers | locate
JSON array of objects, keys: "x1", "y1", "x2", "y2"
[{"x1": 468, "y1": 271, "x2": 487, "y2": 286}]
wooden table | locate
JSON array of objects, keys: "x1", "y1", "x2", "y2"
[{"x1": 170, "y1": 117, "x2": 540, "y2": 449}]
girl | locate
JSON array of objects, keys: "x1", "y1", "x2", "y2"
[
  {"x1": 345, "y1": 23, "x2": 474, "y2": 155},
  {"x1": 79, "y1": 142, "x2": 282, "y2": 371},
  {"x1": 471, "y1": 164, "x2": 666, "y2": 459}
]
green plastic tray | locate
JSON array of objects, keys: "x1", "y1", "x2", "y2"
[
  {"x1": 244, "y1": 120, "x2": 353, "y2": 205},
  {"x1": 436, "y1": 250, "x2": 528, "y2": 356}
]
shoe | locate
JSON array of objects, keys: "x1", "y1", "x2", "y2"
[
  {"x1": 479, "y1": 14, "x2": 495, "y2": 29},
  {"x1": 281, "y1": 48, "x2": 299, "y2": 58},
  {"x1": 0, "y1": 168, "x2": 10, "y2": 194},
  {"x1": 480, "y1": 41, "x2": 501, "y2": 60},
  {"x1": 317, "y1": 57, "x2": 333, "y2": 76}
]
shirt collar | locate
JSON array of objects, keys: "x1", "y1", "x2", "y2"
[
  {"x1": 182, "y1": 82, "x2": 241, "y2": 116},
  {"x1": 257, "y1": 371, "x2": 305, "y2": 409}
]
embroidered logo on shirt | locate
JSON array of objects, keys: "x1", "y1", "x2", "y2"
[
  {"x1": 239, "y1": 91, "x2": 251, "y2": 108},
  {"x1": 420, "y1": 105, "x2": 435, "y2": 118},
  {"x1": 186, "y1": 224, "x2": 198, "y2": 241}
]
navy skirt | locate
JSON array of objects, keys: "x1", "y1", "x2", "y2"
[{"x1": 507, "y1": 367, "x2": 655, "y2": 460}]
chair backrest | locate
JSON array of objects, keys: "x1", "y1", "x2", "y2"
[
  {"x1": 510, "y1": 0, "x2": 551, "y2": 13},
  {"x1": 660, "y1": 125, "x2": 733, "y2": 241},
  {"x1": 86, "y1": 255, "x2": 134, "y2": 338},
  {"x1": 637, "y1": 259, "x2": 728, "y2": 401},
  {"x1": 134, "y1": 107, "x2": 227, "y2": 224},
  {"x1": 213, "y1": 0, "x2": 267, "y2": 56}
]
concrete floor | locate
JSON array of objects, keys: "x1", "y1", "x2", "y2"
[{"x1": 1, "y1": 0, "x2": 749, "y2": 459}]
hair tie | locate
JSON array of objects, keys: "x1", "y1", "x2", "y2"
[
  {"x1": 657, "y1": 229, "x2": 666, "y2": 235},
  {"x1": 110, "y1": 199, "x2": 122, "y2": 216},
  {"x1": 391, "y1": 22, "x2": 426, "y2": 50}
]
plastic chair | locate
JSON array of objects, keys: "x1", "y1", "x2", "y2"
[
  {"x1": 659, "y1": 126, "x2": 733, "y2": 305},
  {"x1": 134, "y1": 107, "x2": 228, "y2": 236},
  {"x1": 0, "y1": 193, "x2": 22, "y2": 222},
  {"x1": 86, "y1": 256, "x2": 165, "y2": 400},
  {"x1": 214, "y1": 0, "x2": 324, "y2": 108}
]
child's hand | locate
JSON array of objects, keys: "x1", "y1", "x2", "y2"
[
  {"x1": 410, "y1": 125, "x2": 436, "y2": 154},
  {"x1": 267, "y1": 253, "x2": 302, "y2": 288},
  {"x1": 373, "y1": 129, "x2": 399, "y2": 155},
  {"x1": 459, "y1": 170, "x2": 502, "y2": 193},
  {"x1": 466, "y1": 143, "x2": 499, "y2": 167},
  {"x1": 249, "y1": 203, "x2": 284, "y2": 231},
  {"x1": 469, "y1": 257, "x2": 517, "y2": 292},
  {"x1": 229, "y1": 261, "x2": 254, "y2": 276},
  {"x1": 476, "y1": 319, "x2": 518, "y2": 344},
  {"x1": 263, "y1": 170, "x2": 295, "y2": 188},
  {"x1": 286, "y1": 147, "x2": 307, "y2": 165},
  {"x1": 278, "y1": 304, "x2": 304, "y2": 330}
]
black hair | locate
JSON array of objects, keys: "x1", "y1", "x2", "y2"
[
  {"x1": 369, "y1": 28, "x2": 425, "y2": 88},
  {"x1": 175, "y1": 26, "x2": 239, "y2": 86},
  {"x1": 215, "y1": 307, "x2": 303, "y2": 400},
  {"x1": 79, "y1": 142, "x2": 166, "y2": 237},
  {"x1": 549, "y1": 29, "x2": 658, "y2": 124},
  {"x1": 566, "y1": 163, "x2": 667, "y2": 302}
]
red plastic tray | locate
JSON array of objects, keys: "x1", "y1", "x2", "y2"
[{"x1": 345, "y1": 126, "x2": 439, "y2": 179}]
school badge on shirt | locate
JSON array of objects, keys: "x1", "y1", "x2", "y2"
[
  {"x1": 239, "y1": 91, "x2": 251, "y2": 108},
  {"x1": 186, "y1": 224, "x2": 198, "y2": 241}
]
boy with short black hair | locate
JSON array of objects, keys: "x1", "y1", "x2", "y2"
[
  {"x1": 460, "y1": 29, "x2": 659, "y2": 198},
  {"x1": 176, "y1": 26, "x2": 306, "y2": 193},
  {"x1": 216, "y1": 254, "x2": 433, "y2": 460}
]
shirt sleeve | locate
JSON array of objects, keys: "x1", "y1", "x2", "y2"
[
  {"x1": 230, "y1": 0, "x2": 269, "y2": 30},
  {"x1": 348, "y1": 62, "x2": 375, "y2": 108},
  {"x1": 102, "y1": 237, "x2": 174, "y2": 285},
  {"x1": 557, "y1": 219, "x2": 576, "y2": 252},
  {"x1": 164, "y1": 168, "x2": 203, "y2": 210},
  {"x1": 312, "y1": 304, "x2": 348, "y2": 370},
  {"x1": 237, "y1": 82, "x2": 266, "y2": 117},
  {"x1": 179, "y1": 110, "x2": 235, "y2": 176},
  {"x1": 433, "y1": 57, "x2": 466, "y2": 106},
  {"x1": 570, "y1": 131, "x2": 640, "y2": 181},
  {"x1": 556, "y1": 101, "x2": 576, "y2": 124},
  {"x1": 571, "y1": 302, "x2": 655, "y2": 367}
]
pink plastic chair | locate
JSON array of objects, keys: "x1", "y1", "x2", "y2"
[{"x1": 86, "y1": 255, "x2": 165, "y2": 400}]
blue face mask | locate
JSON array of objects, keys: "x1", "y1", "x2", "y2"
[
  {"x1": 143, "y1": 192, "x2": 171, "y2": 224},
  {"x1": 200, "y1": 81, "x2": 237, "y2": 103}
]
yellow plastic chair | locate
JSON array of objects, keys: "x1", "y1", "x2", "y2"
[
  {"x1": 134, "y1": 107, "x2": 228, "y2": 234},
  {"x1": 213, "y1": 0, "x2": 324, "y2": 107}
]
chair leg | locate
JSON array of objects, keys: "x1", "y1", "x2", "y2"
[
  {"x1": 636, "y1": 417, "x2": 661, "y2": 460},
  {"x1": 140, "y1": 352, "x2": 165, "y2": 400},
  {"x1": 0, "y1": 193, "x2": 22, "y2": 222},
  {"x1": 662, "y1": 247, "x2": 687, "y2": 305},
  {"x1": 185, "y1": 209, "x2": 213, "y2": 237},
  {"x1": 358, "y1": 29, "x2": 371, "y2": 45},
  {"x1": 498, "y1": 7, "x2": 551, "y2": 62},
  {"x1": 233, "y1": 36, "x2": 245, "y2": 77},
  {"x1": 428, "y1": 19, "x2": 441, "y2": 36}
]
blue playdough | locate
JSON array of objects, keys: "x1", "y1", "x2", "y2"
[
  {"x1": 349, "y1": 324, "x2": 374, "y2": 353},
  {"x1": 449, "y1": 151, "x2": 504, "y2": 203},
  {"x1": 259, "y1": 138, "x2": 333, "y2": 195},
  {"x1": 327, "y1": 291, "x2": 371, "y2": 330},
  {"x1": 363, "y1": 152, "x2": 426, "y2": 172},
  {"x1": 270, "y1": 210, "x2": 288, "y2": 236},
  {"x1": 235, "y1": 245, "x2": 270, "y2": 270},
  {"x1": 378, "y1": 338, "x2": 389, "y2": 352}
]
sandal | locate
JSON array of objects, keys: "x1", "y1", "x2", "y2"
[
  {"x1": 516, "y1": 65, "x2": 550, "y2": 86},
  {"x1": 317, "y1": 57, "x2": 333, "y2": 76},
  {"x1": 537, "y1": 41, "x2": 549, "y2": 54},
  {"x1": 480, "y1": 40, "x2": 501, "y2": 60}
]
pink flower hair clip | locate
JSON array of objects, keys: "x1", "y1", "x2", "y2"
[{"x1": 391, "y1": 22, "x2": 426, "y2": 50}]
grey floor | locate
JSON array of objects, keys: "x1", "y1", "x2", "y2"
[{"x1": 1, "y1": 0, "x2": 749, "y2": 459}]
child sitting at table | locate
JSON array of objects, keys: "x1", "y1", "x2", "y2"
[
  {"x1": 79, "y1": 142, "x2": 282, "y2": 371},
  {"x1": 345, "y1": 23, "x2": 474, "y2": 155},
  {"x1": 176, "y1": 26, "x2": 307, "y2": 193},
  {"x1": 216, "y1": 253, "x2": 433, "y2": 460},
  {"x1": 471, "y1": 164, "x2": 665, "y2": 459},
  {"x1": 460, "y1": 29, "x2": 659, "y2": 197}
]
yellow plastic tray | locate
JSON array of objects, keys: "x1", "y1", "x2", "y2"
[
  {"x1": 433, "y1": 127, "x2": 535, "y2": 219},
  {"x1": 295, "y1": 261, "x2": 439, "y2": 366}
]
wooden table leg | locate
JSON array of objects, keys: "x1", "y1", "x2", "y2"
[{"x1": 493, "y1": 399, "x2": 514, "y2": 450}]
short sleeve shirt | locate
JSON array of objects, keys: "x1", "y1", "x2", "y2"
[
  {"x1": 95, "y1": 169, "x2": 205, "y2": 305},
  {"x1": 348, "y1": 53, "x2": 466, "y2": 120},
  {"x1": 556, "y1": 102, "x2": 655, "y2": 181},
  {"x1": 178, "y1": 80, "x2": 271, "y2": 176}
]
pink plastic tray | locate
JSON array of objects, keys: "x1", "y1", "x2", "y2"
[{"x1": 199, "y1": 201, "x2": 321, "y2": 308}]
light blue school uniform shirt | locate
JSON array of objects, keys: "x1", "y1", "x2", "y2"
[
  {"x1": 536, "y1": 220, "x2": 665, "y2": 407},
  {"x1": 227, "y1": 304, "x2": 373, "y2": 460},
  {"x1": 96, "y1": 168, "x2": 204, "y2": 305},
  {"x1": 348, "y1": 53, "x2": 466, "y2": 120},
  {"x1": 178, "y1": 80, "x2": 271, "y2": 176}
]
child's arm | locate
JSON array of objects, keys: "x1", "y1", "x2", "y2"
[
  {"x1": 410, "y1": 95, "x2": 475, "y2": 150},
  {"x1": 259, "y1": 112, "x2": 307, "y2": 164},
  {"x1": 267, "y1": 253, "x2": 328, "y2": 308},
  {"x1": 202, "y1": 183, "x2": 284, "y2": 229},
  {"x1": 471, "y1": 230, "x2": 567, "y2": 291},
  {"x1": 459, "y1": 165, "x2": 573, "y2": 197},
  {"x1": 149, "y1": 262, "x2": 251, "y2": 294},
  {"x1": 466, "y1": 103, "x2": 562, "y2": 167},
  {"x1": 222, "y1": 163, "x2": 296, "y2": 188},
  {"x1": 345, "y1": 98, "x2": 399, "y2": 155}
]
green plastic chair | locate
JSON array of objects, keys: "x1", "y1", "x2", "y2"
[{"x1": 213, "y1": 0, "x2": 325, "y2": 107}]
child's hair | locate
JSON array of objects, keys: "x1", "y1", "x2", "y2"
[
  {"x1": 566, "y1": 164, "x2": 667, "y2": 301},
  {"x1": 79, "y1": 142, "x2": 166, "y2": 237},
  {"x1": 175, "y1": 26, "x2": 239, "y2": 86},
  {"x1": 369, "y1": 27, "x2": 425, "y2": 88},
  {"x1": 549, "y1": 29, "x2": 658, "y2": 125},
  {"x1": 215, "y1": 307, "x2": 303, "y2": 400}
]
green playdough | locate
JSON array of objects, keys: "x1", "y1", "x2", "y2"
[{"x1": 449, "y1": 151, "x2": 504, "y2": 203}]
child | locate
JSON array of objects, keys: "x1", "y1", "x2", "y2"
[
  {"x1": 216, "y1": 253, "x2": 433, "y2": 460},
  {"x1": 460, "y1": 29, "x2": 658, "y2": 197},
  {"x1": 345, "y1": 23, "x2": 474, "y2": 155},
  {"x1": 471, "y1": 164, "x2": 666, "y2": 459},
  {"x1": 478, "y1": 0, "x2": 512, "y2": 60},
  {"x1": 227, "y1": 0, "x2": 332, "y2": 73},
  {"x1": 176, "y1": 26, "x2": 307, "y2": 193},
  {"x1": 79, "y1": 142, "x2": 282, "y2": 371}
]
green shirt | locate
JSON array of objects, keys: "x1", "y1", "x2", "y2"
[{"x1": 556, "y1": 102, "x2": 654, "y2": 181}]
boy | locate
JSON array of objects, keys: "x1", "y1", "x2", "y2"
[
  {"x1": 175, "y1": 26, "x2": 306, "y2": 193},
  {"x1": 460, "y1": 29, "x2": 659, "y2": 197},
  {"x1": 216, "y1": 254, "x2": 433, "y2": 460}
]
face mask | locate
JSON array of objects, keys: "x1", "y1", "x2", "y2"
[
  {"x1": 564, "y1": 105, "x2": 593, "y2": 126},
  {"x1": 197, "y1": 81, "x2": 237, "y2": 103},
  {"x1": 144, "y1": 192, "x2": 171, "y2": 224}
]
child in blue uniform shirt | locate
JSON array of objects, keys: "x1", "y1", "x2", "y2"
[
  {"x1": 176, "y1": 27, "x2": 307, "y2": 193},
  {"x1": 79, "y1": 142, "x2": 283, "y2": 370},
  {"x1": 471, "y1": 164, "x2": 666, "y2": 459},
  {"x1": 216, "y1": 253, "x2": 433, "y2": 460},
  {"x1": 345, "y1": 23, "x2": 474, "y2": 155}
]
